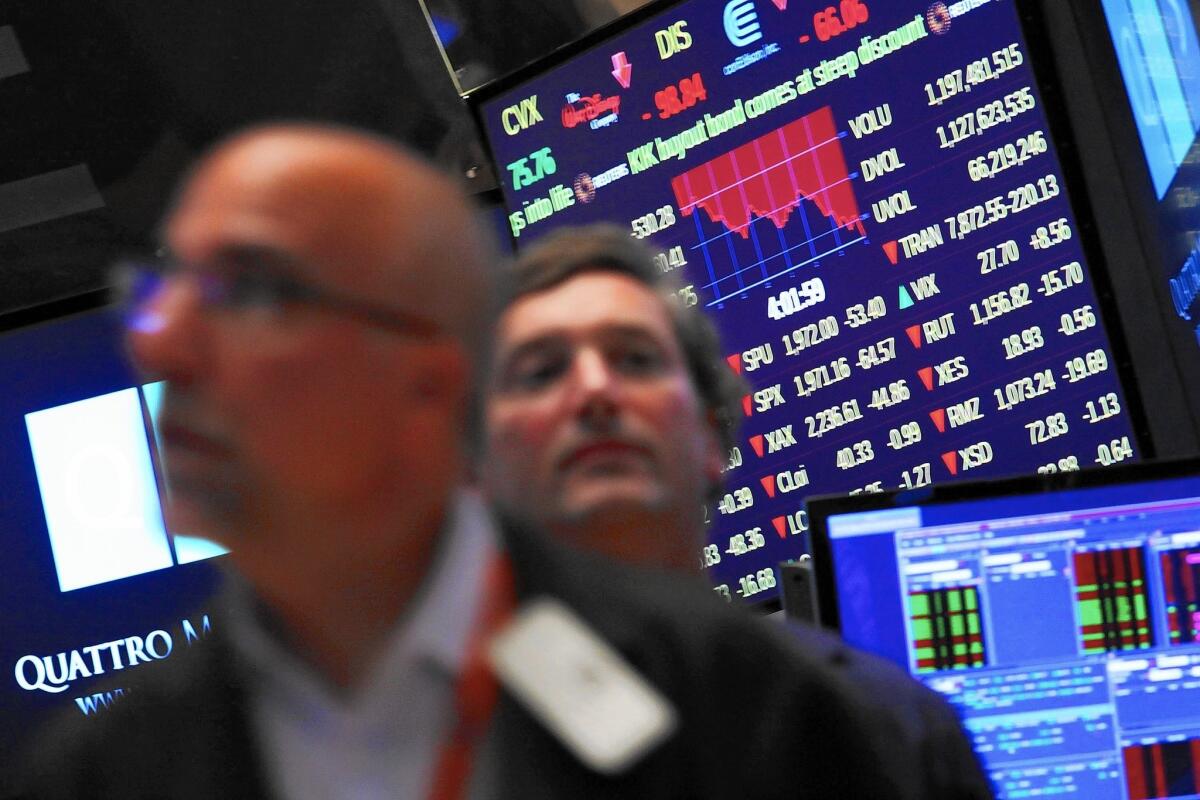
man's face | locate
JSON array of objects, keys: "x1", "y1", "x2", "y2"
[
  {"x1": 126, "y1": 138, "x2": 443, "y2": 543},
  {"x1": 482, "y1": 271, "x2": 722, "y2": 539}
]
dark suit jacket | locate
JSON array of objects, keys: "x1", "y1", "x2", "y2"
[
  {"x1": 22, "y1": 523, "x2": 993, "y2": 799},
  {"x1": 786, "y1": 622, "x2": 994, "y2": 799}
]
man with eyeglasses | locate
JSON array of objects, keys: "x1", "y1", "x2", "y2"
[
  {"x1": 28, "y1": 126, "x2": 952, "y2": 800},
  {"x1": 28, "y1": 124, "x2": 503, "y2": 798}
]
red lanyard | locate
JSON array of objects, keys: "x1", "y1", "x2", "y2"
[{"x1": 427, "y1": 554, "x2": 516, "y2": 800}]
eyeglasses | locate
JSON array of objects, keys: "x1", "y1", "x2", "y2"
[{"x1": 111, "y1": 250, "x2": 443, "y2": 338}]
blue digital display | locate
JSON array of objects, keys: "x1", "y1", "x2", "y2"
[
  {"x1": 1100, "y1": 0, "x2": 1200, "y2": 200},
  {"x1": 475, "y1": 0, "x2": 1139, "y2": 600},
  {"x1": 0, "y1": 308, "x2": 224, "y2": 793},
  {"x1": 826, "y1": 473, "x2": 1200, "y2": 799}
]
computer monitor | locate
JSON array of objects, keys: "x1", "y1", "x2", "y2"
[
  {"x1": 468, "y1": 0, "x2": 1148, "y2": 603},
  {"x1": 0, "y1": 300, "x2": 226, "y2": 794},
  {"x1": 810, "y1": 458, "x2": 1200, "y2": 800}
]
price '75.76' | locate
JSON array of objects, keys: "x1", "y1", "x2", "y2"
[{"x1": 506, "y1": 146, "x2": 556, "y2": 191}]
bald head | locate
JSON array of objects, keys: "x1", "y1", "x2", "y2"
[
  {"x1": 123, "y1": 126, "x2": 506, "y2": 685},
  {"x1": 170, "y1": 125, "x2": 497, "y2": 363},
  {"x1": 129, "y1": 123, "x2": 501, "y2": 551}
]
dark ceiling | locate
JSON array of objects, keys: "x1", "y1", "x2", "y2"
[{"x1": 0, "y1": 0, "x2": 589, "y2": 317}]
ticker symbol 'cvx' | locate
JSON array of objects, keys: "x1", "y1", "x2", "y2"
[{"x1": 724, "y1": 0, "x2": 762, "y2": 47}]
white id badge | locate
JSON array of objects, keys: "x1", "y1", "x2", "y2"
[{"x1": 487, "y1": 597, "x2": 678, "y2": 774}]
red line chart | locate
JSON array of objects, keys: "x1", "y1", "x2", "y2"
[{"x1": 670, "y1": 106, "x2": 867, "y2": 305}]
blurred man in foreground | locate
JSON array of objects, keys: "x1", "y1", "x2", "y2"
[
  {"x1": 29, "y1": 124, "x2": 502, "y2": 798},
  {"x1": 31, "y1": 129, "x2": 942, "y2": 799},
  {"x1": 481, "y1": 224, "x2": 995, "y2": 799}
]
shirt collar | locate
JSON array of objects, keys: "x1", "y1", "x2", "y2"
[
  {"x1": 390, "y1": 488, "x2": 496, "y2": 678},
  {"x1": 221, "y1": 489, "x2": 498, "y2": 703}
]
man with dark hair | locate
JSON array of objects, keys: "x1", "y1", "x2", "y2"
[
  {"x1": 481, "y1": 224, "x2": 995, "y2": 799},
  {"x1": 496, "y1": 224, "x2": 746, "y2": 458},
  {"x1": 482, "y1": 224, "x2": 743, "y2": 571}
]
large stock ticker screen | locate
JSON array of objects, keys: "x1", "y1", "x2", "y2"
[{"x1": 476, "y1": 0, "x2": 1141, "y2": 602}]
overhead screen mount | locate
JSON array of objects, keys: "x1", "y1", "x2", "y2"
[{"x1": 468, "y1": 0, "x2": 1149, "y2": 604}]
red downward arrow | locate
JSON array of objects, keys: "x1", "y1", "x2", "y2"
[
  {"x1": 918, "y1": 366, "x2": 935, "y2": 391},
  {"x1": 726, "y1": 353, "x2": 743, "y2": 374},
  {"x1": 772, "y1": 516, "x2": 788, "y2": 539},
  {"x1": 882, "y1": 241, "x2": 899, "y2": 265},
  {"x1": 905, "y1": 325, "x2": 922, "y2": 349},
  {"x1": 929, "y1": 408, "x2": 946, "y2": 433},
  {"x1": 611, "y1": 52, "x2": 632, "y2": 89},
  {"x1": 770, "y1": 0, "x2": 786, "y2": 9},
  {"x1": 749, "y1": 435, "x2": 765, "y2": 458},
  {"x1": 941, "y1": 450, "x2": 959, "y2": 475},
  {"x1": 742, "y1": 395, "x2": 753, "y2": 417},
  {"x1": 760, "y1": 474, "x2": 777, "y2": 498}
]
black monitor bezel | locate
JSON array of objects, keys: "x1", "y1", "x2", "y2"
[
  {"x1": 1012, "y1": 0, "x2": 1157, "y2": 456},
  {"x1": 1048, "y1": 0, "x2": 1200, "y2": 450},
  {"x1": 0, "y1": 289, "x2": 109, "y2": 338}
]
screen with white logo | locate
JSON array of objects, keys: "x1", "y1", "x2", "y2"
[{"x1": 0, "y1": 306, "x2": 225, "y2": 794}]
